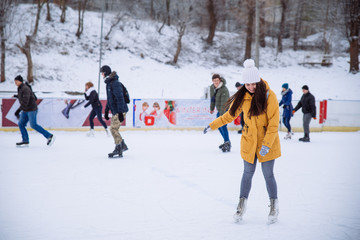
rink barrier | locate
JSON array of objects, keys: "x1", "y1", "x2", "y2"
[{"x1": 1, "y1": 98, "x2": 360, "y2": 132}]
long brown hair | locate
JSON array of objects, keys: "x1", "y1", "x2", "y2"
[{"x1": 225, "y1": 79, "x2": 267, "y2": 118}]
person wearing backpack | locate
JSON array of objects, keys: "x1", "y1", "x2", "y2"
[
  {"x1": 100, "y1": 65, "x2": 129, "y2": 158},
  {"x1": 13, "y1": 75, "x2": 55, "y2": 147}
]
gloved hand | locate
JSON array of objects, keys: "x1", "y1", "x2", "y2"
[
  {"x1": 13, "y1": 94, "x2": 18, "y2": 98},
  {"x1": 292, "y1": 110, "x2": 295, "y2": 115},
  {"x1": 259, "y1": 145, "x2": 270, "y2": 157},
  {"x1": 118, "y1": 113, "x2": 124, "y2": 122},
  {"x1": 203, "y1": 125, "x2": 210, "y2": 134},
  {"x1": 15, "y1": 108, "x2": 21, "y2": 119},
  {"x1": 104, "y1": 110, "x2": 109, "y2": 120}
]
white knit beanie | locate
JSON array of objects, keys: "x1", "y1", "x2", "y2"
[{"x1": 242, "y1": 59, "x2": 260, "y2": 84}]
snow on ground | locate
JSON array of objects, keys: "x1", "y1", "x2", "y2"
[{"x1": 0, "y1": 130, "x2": 360, "y2": 240}]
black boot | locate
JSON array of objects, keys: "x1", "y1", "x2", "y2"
[
  {"x1": 299, "y1": 133, "x2": 310, "y2": 142},
  {"x1": 121, "y1": 139, "x2": 128, "y2": 152},
  {"x1": 16, "y1": 141, "x2": 29, "y2": 146},
  {"x1": 221, "y1": 141, "x2": 231, "y2": 152},
  {"x1": 108, "y1": 144, "x2": 123, "y2": 158}
]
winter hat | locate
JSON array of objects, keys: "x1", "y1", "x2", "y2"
[
  {"x1": 302, "y1": 85, "x2": 309, "y2": 90},
  {"x1": 235, "y1": 82, "x2": 242, "y2": 88},
  {"x1": 282, "y1": 83, "x2": 289, "y2": 89},
  {"x1": 100, "y1": 65, "x2": 111, "y2": 77},
  {"x1": 14, "y1": 75, "x2": 24, "y2": 82},
  {"x1": 242, "y1": 59, "x2": 260, "y2": 84}
]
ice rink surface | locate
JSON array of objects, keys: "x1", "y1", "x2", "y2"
[{"x1": 1, "y1": 129, "x2": 359, "y2": 240}]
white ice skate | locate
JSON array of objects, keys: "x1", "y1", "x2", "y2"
[
  {"x1": 267, "y1": 198, "x2": 279, "y2": 224},
  {"x1": 284, "y1": 132, "x2": 291, "y2": 140},
  {"x1": 86, "y1": 129, "x2": 95, "y2": 137},
  {"x1": 234, "y1": 197, "x2": 247, "y2": 222}
]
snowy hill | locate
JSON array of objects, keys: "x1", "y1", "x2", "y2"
[{"x1": 0, "y1": 4, "x2": 359, "y2": 101}]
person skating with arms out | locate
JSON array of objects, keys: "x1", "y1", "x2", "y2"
[
  {"x1": 209, "y1": 73, "x2": 231, "y2": 152},
  {"x1": 101, "y1": 65, "x2": 128, "y2": 158},
  {"x1": 204, "y1": 59, "x2": 281, "y2": 224},
  {"x1": 13, "y1": 75, "x2": 55, "y2": 147}
]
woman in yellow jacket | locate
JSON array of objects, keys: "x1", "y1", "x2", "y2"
[{"x1": 204, "y1": 59, "x2": 281, "y2": 224}]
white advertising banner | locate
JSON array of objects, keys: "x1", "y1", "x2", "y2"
[{"x1": 133, "y1": 99, "x2": 239, "y2": 128}]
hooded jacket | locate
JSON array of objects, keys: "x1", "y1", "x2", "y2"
[
  {"x1": 104, "y1": 72, "x2": 129, "y2": 115},
  {"x1": 210, "y1": 77, "x2": 230, "y2": 115},
  {"x1": 17, "y1": 83, "x2": 37, "y2": 112},
  {"x1": 209, "y1": 80, "x2": 281, "y2": 163},
  {"x1": 279, "y1": 88, "x2": 293, "y2": 118}
]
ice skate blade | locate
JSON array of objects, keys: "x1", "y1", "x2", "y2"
[
  {"x1": 267, "y1": 218, "x2": 278, "y2": 225},
  {"x1": 16, "y1": 144, "x2": 29, "y2": 148},
  {"x1": 108, "y1": 154, "x2": 123, "y2": 158},
  {"x1": 233, "y1": 214, "x2": 243, "y2": 223}
]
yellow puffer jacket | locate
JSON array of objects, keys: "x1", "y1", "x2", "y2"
[{"x1": 209, "y1": 80, "x2": 281, "y2": 164}]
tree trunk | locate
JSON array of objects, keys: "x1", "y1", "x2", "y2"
[
  {"x1": 344, "y1": 0, "x2": 359, "y2": 73},
  {"x1": 0, "y1": 26, "x2": 5, "y2": 83},
  {"x1": 293, "y1": 0, "x2": 304, "y2": 51},
  {"x1": 33, "y1": 0, "x2": 45, "y2": 37},
  {"x1": 60, "y1": 0, "x2": 66, "y2": 23},
  {"x1": 277, "y1": 0, "x2": 288, "y2": 53},
  {"x1": 166, "y1": 0, "x2": 171, "y2": 26},
  {"x1": 259, "y1": 1, "x2": 266, "y2": 48},
  {"x1": 150, "y1": 0, "x2": 154, "y2": 19},
  {"x1": 244, "y1": 0, "x2": 255, "y2": 60},
  {"x1": 173, "y1": 22, "x2": 186, "y2": 64},
  {"x1": 76, "y1": 0, "x2": 88, "y2": 38},
  {"x1": 16, "y1": 36, "x2": 34, "y2": 83},
  {"x1": 206, "y1": 0, "x2": 217, "y2": 45},
  {"x1": 46, "y1": 0, "x2": 52, "y2": 21}
]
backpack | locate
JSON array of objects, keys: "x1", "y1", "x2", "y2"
[{"x1": 120, "y1": 82, "x2": 130, "y2": 104}]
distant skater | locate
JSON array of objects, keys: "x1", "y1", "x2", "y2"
[
  {"x1": 14, "y1": 75, "x2": 55, "y2": 147},
  {"x1": 292, "y1": 85, "x2": 316, "y2": 142},
  {"x1": 279, "y1": 83, "x2": 293, "y2": 139},
  {"x1": 83, "y1": 81, "x2": 109, "y2": 137}
]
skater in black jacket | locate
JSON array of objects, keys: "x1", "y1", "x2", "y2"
[
  {"x1": 13, "y1": 75, "x2": 55, "y2": 146},
  {"x1": 101, "y1": 65, "x2": 129, "y2": 158},
  {"x1": 293, "y1": 85, "x2": 316, "y2": 142},
  {"x1": 84, "y1": 82, "x2": 109, "y2": 137}
]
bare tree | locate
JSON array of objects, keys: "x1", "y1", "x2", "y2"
[
  {"x1": 169, "y1": 0, "x2": 194, "y2": 65},
  {"x1": 277, "y1": 0, "x2": 289, "y2": 53},
  {"x1": 60, "y1": 0, "x2": 67, "y2": 23},
  {"x1": 166, "y1": 0, "x2": 171, "y2": 26},
  {"x1": 104, "y1": 13, "x2": 128, "y2": 40},
  {"x1": 244, "y1": 0, "x2": 255, "y2": 60},
  {"x1": 343, "y1": 0, "x2": 360, "y2": 73},
  {"x1": 15, "y1": 0, "x2": 45, "y2": 83},
  {"x1": 206, "y1": 0, "x2": 217, "y2": 45},
  {"x1": 259, "y1": 0, "x2": 266, "y2": 48},
  {"x1": 75, "y1": 0, "x2": 88, "y2": 38},
  {"x1": 46, "y1": 0, "x2": 52, "y2": 21},
  {"x1": 0, "y1": 0, "x2": 15, "y2": 83},
  {"x1": 293, "y1": 0, "x2": 304, "y2": 51}
]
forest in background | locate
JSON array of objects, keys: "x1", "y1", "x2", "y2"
[{"x1": 0, "y1": 0, "x2": 359, "y2": 84}]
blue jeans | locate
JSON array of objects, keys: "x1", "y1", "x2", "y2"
[
  {"x1": 283, "y1": 116, "x2": 291, "y2": 132},
  {"x1": 18, "y1": 110, "x2": 52, "y2": 142},
  {"x1": 89, "y1": 106, "x2": 107, "y2": 129},
  {"x1": 240, "y1": 156, "x2": 278, "y2": 199},
  {"x1": 216, "y1": 112, "x2": 229, "y2": 142}
]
